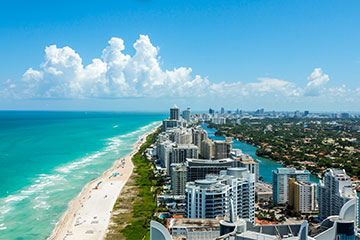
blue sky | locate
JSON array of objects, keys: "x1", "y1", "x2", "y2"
[{"x1": 0, "y1": 0, "x2": 359, "y2": 111}]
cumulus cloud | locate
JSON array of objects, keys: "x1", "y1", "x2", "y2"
[
  {"x1": 6, "y1": 35, "x2": 211, "y2": 99},
  {"x1": 303, "y1": 68, "x2": 329, "y2": 96},
  {"x1": 0, "y1": 35, "x2": 358, "y2": 105}
]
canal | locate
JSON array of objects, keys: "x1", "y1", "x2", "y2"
[{"x1": 202, "y1": 124, "x2": 319, "y2": 184}]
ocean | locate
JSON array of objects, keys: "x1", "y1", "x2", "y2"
[{"x1": 0, "y1": 111, "x2": 165, "y2": 240}]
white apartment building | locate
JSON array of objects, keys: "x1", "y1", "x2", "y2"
[
  {"x1": 318, "y1": 168, "x2": 358, "y2": 223},
  {"x1": 185, "y1": 168, "x2": 255, "y2": 222}
]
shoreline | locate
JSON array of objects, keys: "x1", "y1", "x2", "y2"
[{"x1": 48, "y1": 123, "x2": 160, "y2": 240}]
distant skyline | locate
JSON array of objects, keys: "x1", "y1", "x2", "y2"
[{"x1": 0, "y1": 0, "x2": 359, "y2": 111}]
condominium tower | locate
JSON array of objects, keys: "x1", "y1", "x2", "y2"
[
  {"x1": 318, "y1": 168, "x2": 358, "y2": 222},
  {"x1": 272, "y1": 168, "x2": 310, "y2": 204},
  {"x1": 185, "y1": 168, "x2": 255, "y2": 222},
  {"x1": 288, "y1": 178, "x2": 317, "y2": 213}
]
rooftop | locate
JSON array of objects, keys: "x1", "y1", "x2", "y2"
[{"x1": 168, "y1": 217, "x2": 224, "y2": 228}]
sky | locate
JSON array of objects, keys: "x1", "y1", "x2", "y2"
[{"x1": 0, "y1": 0, "x2": 359, "y2": 112}]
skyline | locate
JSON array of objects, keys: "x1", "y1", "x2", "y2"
[{"x1": 1, "y1": 0, "x2": 360, "y2": 111}]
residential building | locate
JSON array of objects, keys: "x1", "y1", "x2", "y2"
[
  {"x1": 173, "y1": 128, "x2": 193, "y2": 144},
  {"x1": 185, "y1": 168, "x2": 255, "y2": 222},
  {"x1": 272, "y1": 168, "x2": 310, "y2": 204},
  {"x1": 318, "y1": 168, "x2": 358, "y2": 222},
  {"x1": 170, "y1": 104, "x2": 180, "y2": 120},
  {"x1": 214, "y1": 137, "x2": 232, "y2": 159},
  {"x1": 192, "y1": 127, "x2": 208, "y2": 152},
  {"x1": 186, "y1": 158, "x2": 235, "y2": 182},
  {"x1": 288, "y1": 178, "x2": 317, "y2": 213},
  {"x1": 182, "y1": 108, "x2": 191, "y2": 123},
  {"x1": 230, "y1": 149, "x2": 259, "y2": 182},
  {"x1": 212, "y1": 116, "x2": 226, "y2": 124},
  {"x1": 170, "y1": 163, "x2": 187, "y2": 196},
  {"x1": 172, "y1": 144, "x2": 198, "y2": 164},
  {"x1": 200, "y1": 138, "x2": 215, "y2": 159},
  {"x1": 162, "y1": 119, "x2": 179, "y2": 131},
  {"x1": 158, "y1": 140, "x2": 175, "y2": 174}
]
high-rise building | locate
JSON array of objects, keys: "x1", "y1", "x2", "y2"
[
  {"x1": 214, "y1": 138, "x2": 232, "y2": 159},
  {"x1": 186, "y1": 178, "x2": 229, "y2": 219},
  {"x1": 209, "y1": 108, "x2": 214, "y2": 115},
  {"x1": 288, "y1": 178, "x2": 317, "y2": 213},
  {"x1": 230, "y1": 150, "x2": 259, "y2": 182},
  {"x1": 185, "y1": 168, "x2": 255, "y2": 222},
  {"x1": 192, "y1": 127, "x2": 208, "y2": 152},
  {"x1": 172, "y1": 144, "x2": 198, "y2": 165},
  {"x1": 272, "y1": 168, "x2": 310, "y2": 204},
  {"x1": 200, "y1": 138, "x2": 215, "y2": 159},
  {"x1": 162, "y1": 119, "x2": 178, "y2": 131},
  {"x1": 304, "y1": 110, "x2": 309, "y2": 116},
  {"x1": 221, "y1": 107, "x2": 225, "y2": 114},
  {"x1": 170, "y1": 163, "x2": 187, "y2": 196},
  {"x1": 158, "y1": 141, "x2": 176, "y2": 174},
  {"x1": 186, "y1": 158, "x2": 235, "y2": 182},
  {"x1": 182, "y1": 108, "x2": 191, "y2": 123},
  {"x1": 173, "y1": 128, "x2": 193, "y2": 144},
  {"x1": 318, "y1": 168, "x2": 358, "y2": 222},
  {"x1": 170, "y1": 104, "x2": 180, "y2": 120}
]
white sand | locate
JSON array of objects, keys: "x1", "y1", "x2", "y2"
[{"x1": 49, "y1": 125, "x2": 159, "y2": 240}]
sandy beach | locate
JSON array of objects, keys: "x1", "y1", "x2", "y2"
[{"x1": 49, "y1": 125, "x2": 159, "y2": 240}]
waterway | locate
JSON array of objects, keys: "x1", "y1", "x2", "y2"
[
  {"x1": 202, "y1": 124, "x2": 359, "y2": 226},
  {"x1": 202, "y1": 124, "x2": 319, "y2": 184}
]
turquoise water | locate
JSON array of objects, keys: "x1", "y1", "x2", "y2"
[
  {"x1": 0, "y1": 111, "x2": 165, "y2": 240},
  {"x1": 202, "y1": 124, "x2": 318, "y2": 184}
]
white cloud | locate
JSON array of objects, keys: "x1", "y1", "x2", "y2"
[
  {"x1": 303, "y1": 68, "x2": 329, "y2": 96},
  {"x1": 246, "y1": 78, "x2": 299, "y2": 97},
  {"x1": 23, "y1": 68, "x2": 43, "y2": 82},
  {"x1": 9, "y1": 35, "x2": 212, "y2": 99},
  {"x1": 1, "y1": 35, "x2": 359, "y2": 107}
]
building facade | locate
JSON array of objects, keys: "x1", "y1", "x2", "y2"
[
  {"x1": 200, "y1": 138, "x2": 215, "y2": 159},
  {"x1": 172, "y1": 144, "x2": 198, "y2": 165},
  {"x1": 186, "y1": 158, "x2": 235, "y2": 182},
  {"x1": 182, "y1": 108, "x2": 191, "y2": 123},
  {"x1": 318, "y1": 168, "x2": 358, "y2": 221},
  {"x1": 214, "y1": 137, "x2": 232, "y2": 159},
  {"x1": 272, "y1": 168, "x2": 310, "y2": 204},
  {"x1": 170, "y1": 104, "x2": 180, "y2": 120},
  {"x1": 288, "y1": 178, "x2": 317, "y2": 213},
  {"x1": 185, "y1": 168, "x2": 255, "y2": 222},
  {"x1": 170, "y1": 163, "x2": 187, "y2": 196}
]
